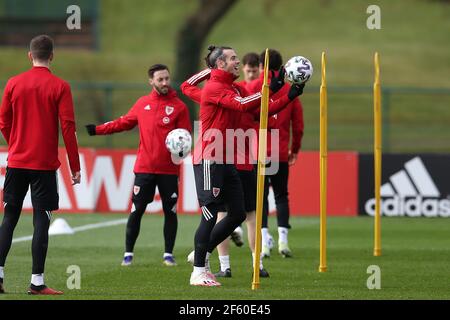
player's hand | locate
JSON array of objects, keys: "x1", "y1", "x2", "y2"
[
  {"x1": 288, "y1": 151, "x2": 298, "y2": 166},
  {"x1": 288, "y1": 83, "x2": 305, "y2": 100},
  {"x1": 85, "y1": 124, "x2": 96, "y2": 136},
  {"x1": 71, "y1": 171, "x2": 81, "y2": 185},
  {"x1": 269, "y1": 67, "x2": 286, "y2": 93}
]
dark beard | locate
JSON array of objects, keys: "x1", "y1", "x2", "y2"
[{"x1": 155, "y1": 86, "x2": 169, "y2": 95}]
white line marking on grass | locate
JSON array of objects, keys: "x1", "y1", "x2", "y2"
[
  {"x1": 12, "y1": 218, "x2": 128, "y2": 244},
  {"x1": 72, "y1": 218, "x2": 127, "y2": 232},
  {"x1": 11, "y1": 235, "x2": 33, "y2": 243}
]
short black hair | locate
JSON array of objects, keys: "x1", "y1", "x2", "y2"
[
  {"x1": 148, "y1": 64, "x2": 169, "y2": 78},
  {"x1": 204, "y1": 45, "x2": 233, "y2": 68},
  {"x1": 260, "y1": 49, "x2": 283, "y2": 71},
  {"x1": 242, "y1": 52, "x2": 259, "y2": 67},
  {"x1": 30, "y1": 35, "x2": 54, "y2": 61}
]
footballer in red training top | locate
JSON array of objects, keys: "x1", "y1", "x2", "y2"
[
  {"x1": 246, "y1": 49, "x2": 304, "y2": 259},
  {"x1": 0, "y1": 35, "x2": 81, "y2": 295},
  {"x1": 85, "y1": 64, "x2": 191, "y2": 268}
]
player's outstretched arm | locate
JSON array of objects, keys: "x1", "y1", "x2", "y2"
[
  {"x1": 181, "y1": 68, "x2": 211, "y2": 104},
  {"x1": 214, "y1": 90, "x2": 263, "y2": 112},
  {"x1": 89, "y1": 107, "x2": 138, "y2": 136},
  {"x1": 251, "y1": 83, "x2": 306, "y2": 119}
]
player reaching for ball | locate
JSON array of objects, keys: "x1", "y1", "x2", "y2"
[
  {"x1": 85, "y1": 64, "x2": 191, "y2": 267},
  {"x1": 247, "y1": 49, "x2": 307, "y2": 259},
  {"x1": 181, "y1": 45, "x2": 305, "y2": 287}
]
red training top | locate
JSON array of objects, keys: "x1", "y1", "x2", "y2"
[
  {"x1": 183, "y1": 68, "x2": 291, "y2": 165},
  {"x1": 95, "y1": 88, "x2": 191, "y2": 175},
  {"x1": 0, "y1": 66, "x2": 80, "y2": 173},
  {"x1": 247, "y1": 71, "x2": 304, "y2": 162}
]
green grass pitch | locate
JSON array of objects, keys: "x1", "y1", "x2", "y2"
[{"x1": 0, "y1": 213, "x2": 449, "y2": 300}]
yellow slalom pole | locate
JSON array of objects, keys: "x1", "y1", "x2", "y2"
[
  {"x1": 252, "y1": 49, "x2": 270, "y2": 290},
  {"x1": 373, "y1": 52, "x2": 382, "y2": 257},
  {"x1": 319, "y1": 52, "x2": 328, "y2": 273}
]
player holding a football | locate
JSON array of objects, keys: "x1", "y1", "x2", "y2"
[
  {"x1": 247, "y1": 49, "x2": 305, "y2": 259},
  {"x1": 182, "y1": 45, "x2": 304, "y2": 286},
  {"x1": 85, "y1": 64, "x2": 191, "y2": 267}
]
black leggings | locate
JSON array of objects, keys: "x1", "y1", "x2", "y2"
[
  {"x1": 262, "y1": 162, "x2": 291, "y2": 229},
  {"x1": 0, "y1": 203, "x2": 51, "y2": 274},
  {"x1": 125, "y1": 200, "x2": 178, "y2": 254},
  {"x1": 193, "y1": 165, "x2": 247, "y2": 267},
  {"x1": 125, "y1": 174, "x2": 179, "y2": 254}
]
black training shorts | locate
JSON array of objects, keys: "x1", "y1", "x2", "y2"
[
  {"x1": 3, "y1": 167, "x2": 59, "y2": 211},
  {"x1": 237, "y1": 168, "x2": 257, "y2": 213},
  {"x1": 193, "y1": 160, "x2": 245, "y2": 213},
  {"x1": 132, "y1": 173, "x2": 178, "y2": 208}
]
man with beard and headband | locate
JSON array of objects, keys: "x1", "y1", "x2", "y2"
[{"x1": 85, "y1": 64, "x2": 191, "y2": 268}]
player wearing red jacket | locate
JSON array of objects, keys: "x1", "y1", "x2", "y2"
[
  {"x1": 181, "y1": 62, "x2": 274, "y2": 279},
  {"x1": 247, "y1": 49, "x2": 305, "y2": 259},
  {"x1": 184, "y1": 45, "x2": 304, "y2": 287},
  {"x1": 85, "y1": 64, "x2": 191, "y2": 267},
  {"x1": 0, "y1": 35, "x2": 81, "y2": 295}
]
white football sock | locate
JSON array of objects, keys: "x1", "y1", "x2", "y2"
[
  {"x1": 261, "y1": 228, "x2": 269, "y2": 246},
  {"x1": 205, "y1": 252, "x2": 212, "y2": 271},
  {"x1": 278, "y1": 227, "x2": 289, "y2": 244},
  {"x1": 31, "y1": 274, "x2": 44, "y2": 286},
  {"x1": 252, "y1": 253, "x2": 264, "y2": 269},
  {"x1": 163, "y1": 253, "x2": 173, "y2": 258},
  {"x1": 193, "y1": 266, "x2": 206, "y2": 277},
  {"x1": 0, "y1": 266, "x2": 4, "y2": 279},
  {"x1": 219, "y1": 255, "x2": 230, "y2": 272},
  {"x1": 124, "y1": 252, "x2": 134, "y2": 257}
]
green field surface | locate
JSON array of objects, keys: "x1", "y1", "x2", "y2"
[
  {"x1": 0, "y1": 213, "x2": 449, "y2": 300},
  {"x1": 1, "y1": 0, "x2": 450, "y2": 152}
]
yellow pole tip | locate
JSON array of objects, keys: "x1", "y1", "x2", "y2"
[
  {"x1": 373, "y1": 249, "x2": 382, "y2": 257},
  {"x1": 252, "y1": 283, "x2": 260, "y2": 290},
  {"x1": 318, "y1": 266, "x2": 327, "y2": 273}
]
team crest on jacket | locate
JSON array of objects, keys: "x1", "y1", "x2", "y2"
[
  {"x1": 213, "y1": 187, "x2": 221, "y2": 197},
  {"x1": 133, "y1": 186, "x2": 140, "y2": 195},
  {"x1": 163, "y1": 117, "x2": 170, "y2": 124},
  {"x1": 165, "y1": 106, "x2": 174, "y2": 115}
]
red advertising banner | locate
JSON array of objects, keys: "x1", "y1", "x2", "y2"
[
  {"x1": 288, "y1": 151, "x2": 358, "y2": 216},
  {"x1": 0, "y1": 148, "x2": 358, "y2": 216}
]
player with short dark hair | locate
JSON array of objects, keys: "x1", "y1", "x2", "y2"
[
  {"x1": 85, "y1": 64, "x2": 191, "y2": 267},
  {"x1": 0, "y1": 34, "x2": 81, "y2": 295},
  {"x1": 241, "y1": 52, "x2": 260, "y2": 84},
  {"x1": 248, "y1": 49, "x2": 305, "y2": 258}
]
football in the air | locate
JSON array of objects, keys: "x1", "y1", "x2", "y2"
[
  {"x1": 165, "y1": 128, "x2": 192, "y2": 158},
  {"x1": 284, "y1": 56, "x2": 313, "y2": 84}
]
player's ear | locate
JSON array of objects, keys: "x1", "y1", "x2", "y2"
[
  {"x1": 148, "y1": 78, "x2": 153, "y2": 87},
  {"x1": 28, "y1": 51, "x2": 33, "y2": 62},
  {"x1": 49, "y1": 52, "x2": 54, "y2": 62}
]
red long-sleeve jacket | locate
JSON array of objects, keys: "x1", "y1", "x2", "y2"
[
  {"x1": 182, "y1": 68, "x2": 291, "y2": 166},
  {"x1": 247, "y1": 71, "x2": 304, "y2": 162},
  {"x1": 95, "y1": 88, "x2": 191, "y2": 175},
  {"x1": 0, "y1": 66, "x2": 80, "y2": 173}
]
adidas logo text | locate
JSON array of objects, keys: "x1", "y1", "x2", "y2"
[{"x1": 365, "y1": 157, "x2": 450, "y2": 217}]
